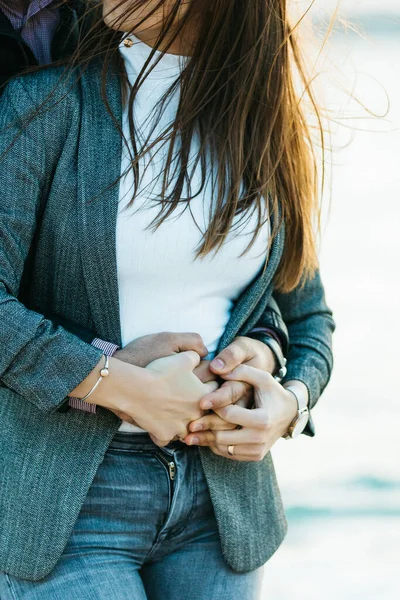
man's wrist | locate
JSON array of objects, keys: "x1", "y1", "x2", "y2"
[
  {"x1": 283, "y1": 380, "x2": 310, "y2": 408},
  {"x1": 248, "y1": 327, "x2": 285, "y2": 350},
  {"x1": 247, "y1": 329, "x2": 287, "y2": 381},
  {"x1": 281, "y1": 380, "x2": 310, "y2": 439}
]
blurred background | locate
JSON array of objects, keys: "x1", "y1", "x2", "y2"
[{"x1": 262, "y1": 1, "x2": 400, "y2": 598}]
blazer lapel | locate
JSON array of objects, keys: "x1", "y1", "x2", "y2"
[
  {"x1": 216, "y1": 218, "x2": 285, "y2": 350},
  {"x1": 77, "y1": 63, "x2": 123, "y2": 345}
]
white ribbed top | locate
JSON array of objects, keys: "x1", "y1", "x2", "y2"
[{"x1": 117, "y1": 35, "x2": 270, "y2": 432}]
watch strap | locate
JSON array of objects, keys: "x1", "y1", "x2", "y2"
[{"x1": 283, "y1": 386, "x2": 309, "y2": 439}]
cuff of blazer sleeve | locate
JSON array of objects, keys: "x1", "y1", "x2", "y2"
[
  {"x1": 250, "y1": 318, "x2": 289, "y2": 357},
  {"x1": 67, "y1": 339, "x2": 119, "y2": 413},
  {"x1": 247, "y1": 327, "x2": 285, "y2": 351},
  {"x1": 1, "y1": 323, "x2": 104, "y2": 414}
]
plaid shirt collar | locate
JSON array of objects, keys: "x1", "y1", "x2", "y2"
[
  {"x1": 0, "y1": 1, "x2": 56, "y2": 26},
  {"x1": 0, "y1": 0, "x2": 60, "y2": 64}
]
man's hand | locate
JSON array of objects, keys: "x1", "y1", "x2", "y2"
[
  {"x1": 114, "y1": 332, "x2": 209, "y2": 367},
  {"x1": 182, "y1": 336, "x2": 278, "y2": 445},
  {"x1": 197, "y1": 336, "x2": 277, "y2": 413}
]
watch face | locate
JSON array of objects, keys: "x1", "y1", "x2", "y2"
[{"x1": 291, "y1": 411, "x2": 309, "y2": 439}]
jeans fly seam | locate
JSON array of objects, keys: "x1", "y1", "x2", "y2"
[
  {"x1": 143, "y1": 454, "x2": 175, "y2": 562},
  {"x1": 154, "y1": 453, "x2": 173, "y2": 512},
  {"x1": 162, "y1": 452, "x2": 198, "y2": 540},
  {"x1": 4, "y1": 574, "x2": 19, "y2": 600}
]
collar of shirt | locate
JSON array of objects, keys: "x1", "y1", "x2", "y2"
[
  {"x1": 0, "y1": 1, "x2": 55, "y2": 27},
  {"x1": 0, "y1": 0, "x2": 61, "y2": 65}
]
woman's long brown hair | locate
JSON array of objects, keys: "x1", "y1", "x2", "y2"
[{"x1": 71, "y1": 0, "x2": 323, "y2": 292}]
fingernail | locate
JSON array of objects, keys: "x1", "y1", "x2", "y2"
[
  {"x1": 190, "y1": 437, "x2": 199, "y2": 445},
  {"x1": 211, "y1": 358, "x2": 225, "y2": 370},
  {"x1": 192, "y1": 423, "x2": 203, "y2": 432},
  {"x1": 202, "y1": 401, "x2": 213, "y2": 410}
]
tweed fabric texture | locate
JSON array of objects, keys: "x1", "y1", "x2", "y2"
[{"x1": 0, "y1": 65, "x2": 335, "y2": 581}]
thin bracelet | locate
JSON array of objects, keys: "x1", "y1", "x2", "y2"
[{"x1": 79, "y1": 355, "x2": 110, "y2": 404}]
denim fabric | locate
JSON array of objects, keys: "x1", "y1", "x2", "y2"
[{"x1": 0, "y1": 433, "x2": 261, "y2": 600}]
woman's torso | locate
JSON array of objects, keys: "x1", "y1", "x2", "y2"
[
  {"x1": 116, "y1": 36, "x2": 270, "y2": 431},
  {"x1": 0, "y1": 65, "x2": 288, "y2": 580}
]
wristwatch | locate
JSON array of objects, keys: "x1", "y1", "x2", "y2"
[{"x1": 283, "y1": 387, "x2": 310, "y2": 439}]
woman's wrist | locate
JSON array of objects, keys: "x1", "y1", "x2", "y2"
[
  {"x1": 69, "y1": 356, "x2": 105, "y2": 400},
  {"x1": 69, "y1": 356, "x2": 153, "y2": 417}
]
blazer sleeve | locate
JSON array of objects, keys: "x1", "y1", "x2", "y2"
[
  {"x1": 0, "y1": 78, "x2": 103, "y2": 413},
  {"x1": 247, "y1": 296, "x2": 289, "y2": 355},
  {"x1": 274, "y1": 268, "x2": 335, "y2": 429}
]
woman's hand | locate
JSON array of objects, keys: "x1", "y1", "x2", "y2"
[
  {"x1": 198, "y1": 336, "x2": 277, "y2": 412},
  {"x1": 109, "y1": 332, "x2": 215, "y2": 424},
  {"x1": 185, "y1": 365, "x2": 300, "y2": 462},
  {"x1": 141, "y1": 352, "x2": 219, "y2": 445},
  {"x1": 71, "y1": 351, "x2": 218, "y2": 447}
]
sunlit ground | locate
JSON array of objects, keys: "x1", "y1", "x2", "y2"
[{"x1": 261, "y1": 20, "x2": 400, "y2": 600}]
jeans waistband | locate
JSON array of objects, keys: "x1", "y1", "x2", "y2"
[{"x1": 109, "y1": 431, "x2": 190, "y2": 454}]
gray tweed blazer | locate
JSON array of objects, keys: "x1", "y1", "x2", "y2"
[{"x1": 0, "y1": 64, "x2": 335, "y2": 581}]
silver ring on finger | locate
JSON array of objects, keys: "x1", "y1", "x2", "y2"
[{"x1": 227, "y1": 445, "x2": 235, "y2": 457}]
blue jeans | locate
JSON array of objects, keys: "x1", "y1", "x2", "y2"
[{"x1": 0, "y1": 432, "x2": 261, "y2": 599}]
